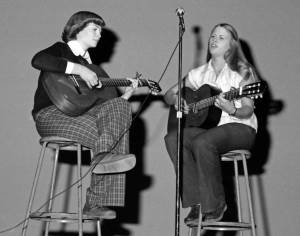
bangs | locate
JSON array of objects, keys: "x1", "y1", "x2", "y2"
[{"x1": 62, "y1": 11, "x2": 105, "y2": 42}]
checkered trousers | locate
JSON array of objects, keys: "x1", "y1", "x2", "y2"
[{"x1": 35, "y1": 97, "x2": 132, "y2": 206}]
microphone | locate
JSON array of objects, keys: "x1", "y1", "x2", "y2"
[
  {"x1": 175, "y1": 7, "x2": 185, "y2": 17},
  {"x1": 175, "y1": 8, "x2": 185, "y2": 31}
]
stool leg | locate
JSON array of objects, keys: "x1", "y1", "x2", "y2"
[
  {"x1": 196, "y1": 205, "x2": 203, "y2": 236},
  {"x1": 77, "y1": 144, "x2": 83, "y2": 236},
  {"x1": 188, "y1": 227, "x2": 192, "y2": 236},
  {"x1": 21, "y1": 142, "x2": 48, "y2": 236},
  {"x1": 242, "y1": 156, "x2": 256, "y2": 236},
  {"x1": 234, "y1": 158, "x2": 243, "y2": 236},
  {"x1": 44, "y1": 147, "x2": 60, "y2": 236},
  {"x1": 60, "y1": 164, "x2": 74, "y2": 233},
  {"x1": 90, "y1": 149, "x2": 103, "y2": 236},
  {"x1": 189, "y1": 205, "x2": 203, "y2": 236},
  {"x1": 234, "y1": 158, "x2": 242, "y2": 222},
  {"x1": 96, "y1": 220, "x2": 102, "y2": 236}
]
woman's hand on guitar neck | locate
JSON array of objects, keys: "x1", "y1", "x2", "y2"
[
  {"x1": 121, "y1": 78, "x2": 139, "y2": 100},
  {"x1": 72, "y1": 63, "x2": 102, "y2": 89}
]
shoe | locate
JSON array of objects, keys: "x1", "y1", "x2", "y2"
[
  {"x1": 92, "y1": 152, "x2": 136, "y2": 174},
  {"x1": 204, "y1": 203, "x2": 227, "y2": 223},
  {"x1": 184, "y1": 204, "x2": 201, "y2": 225},
  {"x1": 82, "y1": 203, "x2": 116, "y2": 219}
]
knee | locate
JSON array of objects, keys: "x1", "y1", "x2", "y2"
[
  {"x1": 164, "y1": 132, "x2": 178, "y2": 158},
  {"x1": 110, "y1": 97, "x2": 131, "y2": 115},
  {"x1": 191, "y1": 137, "x2": 216, "y2": 153},
  {"x1": 165, "y1": 131, "x2": 177, "y2": 147},
  {"x1": 119, "y1": 97, "x2": 131, "y2": 108},
  {"x1": 119, "y1": 98, "x2": 131, "y2": 113}
]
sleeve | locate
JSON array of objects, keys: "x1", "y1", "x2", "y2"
[
  {"x1": 187, "y1": 68, "x2": 205, "y2": 90},
  {"x1": 65, "y1": 62, "x2": 75, "y2": 74},
  {"x1": 31, "y1": 42, "x2": 68, "y2": 73}
]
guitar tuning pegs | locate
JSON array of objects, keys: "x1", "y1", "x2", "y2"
[{"x1": 135, "y1": 72, "x2": 142, "y2": 79}]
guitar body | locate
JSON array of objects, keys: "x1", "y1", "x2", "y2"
[
  {"x1": 42, "y1": 64, "x2": 161, "y2": 116},
  {"x1": 167, "y1": 84, "x2": 222, "y2": 133},
  {"x1": 42, "y1": 64, "x2": 118, "y2": 116}
]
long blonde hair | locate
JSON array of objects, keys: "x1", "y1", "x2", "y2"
[{"x1": 206, "y1": 23, "x2": 258, "y2": 82}]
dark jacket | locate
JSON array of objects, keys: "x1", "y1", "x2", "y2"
[{"x1": 31, "y1": 42, "x2": 118, "y2": 117}]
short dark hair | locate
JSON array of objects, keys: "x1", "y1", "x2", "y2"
[{"x1": 61, "y1": 11, "x2": 105, "y2": 43}]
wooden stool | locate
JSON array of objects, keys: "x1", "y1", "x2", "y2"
[
  {"x1": 21, "y1": 136, "x2": 115, "y2": 236},
  {"x1": 187, "y1": 150, "x2": 256, "y2": 236}
]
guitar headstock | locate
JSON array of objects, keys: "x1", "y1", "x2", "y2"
[
  {"x1": 146, "y1": 80, "x2": 162, "y2": 95},
  {"x1": 241, "y1": 81, "x2": 267, "y2": 100},
  {"x1": 134, "y1": 72, "x2": 162, "y2": 95}
]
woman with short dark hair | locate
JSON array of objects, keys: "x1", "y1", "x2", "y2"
[{"x1": 31, "y1": 11, "x2": 138, "y2": 217}]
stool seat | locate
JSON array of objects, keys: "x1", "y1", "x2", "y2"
[
  {"x1": 40, "y1": 136, "x2": 76, "y2": 143},
  {"x1": 187, "y1": 221, "x2": 251, "y2": 231},
  {"x1": 39, "y1": 136, "x2": 91, "y2": 151},
  {"x1": 30, "y1": 212, "x2": 105, "y2": 223},
  {"x1": 221, "y1": 150, "x2": 251, "y2": 161},
  {"x1": 21, "y1": 136, "x2": 113, "y2": 236}
]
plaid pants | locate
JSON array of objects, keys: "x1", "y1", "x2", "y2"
[{"x1": 34, "y1": 97, "x2": 132, "y2": 206}]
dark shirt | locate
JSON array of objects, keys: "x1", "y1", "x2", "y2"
[{"x1": 31, "y1": 42, "x2": 118, "y2": 117}]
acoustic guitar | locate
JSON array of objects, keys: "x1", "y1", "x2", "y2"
[
  {"x1": 167, "y1": 81, "x2": 266, "y2": 133},
  {"x1": 42, "y1": 64, "x2": 161, "y2": 116}
]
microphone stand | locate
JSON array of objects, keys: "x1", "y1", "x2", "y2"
[{"x1": 175, "y1": 12, "x2": 185, "y2": 236}]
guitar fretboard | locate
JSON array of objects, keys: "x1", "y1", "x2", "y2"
[
  {"x1": 72, "y1": 75, "x2": 150, "y2": 87},
  {"x1": 98, "y1": 77, "x2": 150, "y2": 87}
]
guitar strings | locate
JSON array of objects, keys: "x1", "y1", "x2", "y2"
[{"x1": 190, "y1": 88, "x2": 240, "y2": 111}]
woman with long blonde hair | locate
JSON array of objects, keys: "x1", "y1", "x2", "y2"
[{"x1": 164, "y1": 23, "x2": 259, "y2": 224}]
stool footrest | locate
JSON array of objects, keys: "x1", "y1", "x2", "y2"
[
  {"x1": 30, "y1": 212, "x2": 107, "y2": 223},
  {"x1": 187, "y1": 221, "x2": 253, "y2": 231}
]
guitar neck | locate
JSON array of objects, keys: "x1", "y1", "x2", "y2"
[
  {"x1": 191, "y1": 89, "x2": 240, "y2": 111},
  {"x1": 70, "y1": 73, "x2": 161, "y2": 94},
  {"x1": 72, "y1": 74, "x2": 150, "y2": 88},
  {"x1": 98, "y1": 77, "x2": 149, "y2": 88}
]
